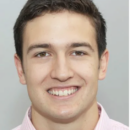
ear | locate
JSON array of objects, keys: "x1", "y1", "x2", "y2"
[
  {"x1": 98, "y1": 49, "x2": 109, "y2": 80},
  {"x1": 14, "y1": 54, "x2": 26, "y2": 85}
]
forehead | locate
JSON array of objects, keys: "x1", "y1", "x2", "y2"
[{"x1": 23, "y1": 11, "x2": 97, "y2": 50}]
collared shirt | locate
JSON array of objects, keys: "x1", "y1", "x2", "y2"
[{"x1": 12, "y1": 102, "x2": 129, "y2": 130}]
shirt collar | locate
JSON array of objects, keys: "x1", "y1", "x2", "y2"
[
  {"x1": 20, "y1": 102, "x2": 112, "y2": 130},
  {"x1": 94, "y1": 102, "x2": 112, "y2": 130},
  {"x1": 20, "y1": 107, "x2": 35, "y2": 130}
]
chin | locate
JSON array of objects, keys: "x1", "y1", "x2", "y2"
[{"x1": 49, "y1": 108, "x2": 80, "y2": 123}]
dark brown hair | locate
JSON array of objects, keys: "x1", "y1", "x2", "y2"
[{"x1": 14, "y1": 0, "x2": 107, "y2": 62}]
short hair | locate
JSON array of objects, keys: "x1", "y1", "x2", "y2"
[{"x1": 14, "y1": 0, "x2": 107, "y2": 62}]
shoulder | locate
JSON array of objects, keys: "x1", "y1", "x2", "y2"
[
  {"x1": 97, "y1": 102, "x2": 129, "y2": 130},
  {"x1": 11, "y1": 125, "x2": 21, "y2": 130},
  {"x1": 11, "y1": 107, "x2": 31, "y2": 130},
  {"x1": 110, "y1": 119, "x2": 129, "y2": 130}
]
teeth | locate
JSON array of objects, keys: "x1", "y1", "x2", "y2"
[
  {"x1": 48, "y1": 88, "x2": 78, "y2": 96},
  {"x1": 59, "y1": 91, "x2": 63, "y2": 96},
  {"x1": 64, "y1": 90, "x2": 68, "y2": 96},
  {"x1": 53, "y1": 90, "x2": 55, "y2": 95},
  {"x1": 56, "y1": 91, "x2": 58, "y2": 96},
  {"x1": 68, "y1": 89, "x2": 71, "y2": 95},
  {"x1": 74, "y1": 88, "x2": 77, "y2": 92}
]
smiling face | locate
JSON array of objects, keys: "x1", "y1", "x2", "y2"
[{"x1": 15, "y1": 11, "x2": 108, "y2": 122}]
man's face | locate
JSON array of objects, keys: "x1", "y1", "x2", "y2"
[{"x1": 15, "y1": 11, "x2": 108, "y2": 121}]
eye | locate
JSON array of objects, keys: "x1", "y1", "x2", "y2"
[
  {"x1": 35, "y1": 52, "x2": 50, "y2": 57},
  {"x1": 72, "y1": 51, "x2": 87, "y2": 56}
]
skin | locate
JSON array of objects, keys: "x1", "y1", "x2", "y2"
[{"x1": 14, "y1": 11, "x2": 109, "y2": 130}]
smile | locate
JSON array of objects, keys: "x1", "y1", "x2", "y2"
[{"x1": 47, "y1": 86, "x2": 80, "y2": 97}]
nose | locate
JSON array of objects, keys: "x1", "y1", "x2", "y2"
[{"x1": 50, "y1": 55, "x2": 74, "y2": 82}]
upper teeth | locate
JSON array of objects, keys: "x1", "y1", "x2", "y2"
[{"x1": 48, "y1": 88, "x2": 78, "y2": 96}]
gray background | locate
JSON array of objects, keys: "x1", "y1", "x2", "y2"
[{"x1": 0, "y1": 0, "x2": 129, "y2": 130}]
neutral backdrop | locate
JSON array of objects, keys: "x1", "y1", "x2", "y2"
[{"x1": 0, "y1": 0, "x2": 129, "y2": 130}]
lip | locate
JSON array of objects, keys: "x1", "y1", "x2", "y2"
[
  {"x1": 47, "y1": 87, "x2": 81, "y2": 100},
  {"x1": 47, "y1": 85, "x2": 81, "y2": 91}
]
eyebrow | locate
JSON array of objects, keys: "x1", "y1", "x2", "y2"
[
  {"x1": 27, "y1": 42, "x2": 94, "y2": 54},
  {"x1": 69, "y1": 42, "x2": 94, "y2": 51},
  {"x1": 27, "y1": 44, "x2": 51, "y2": 54}
]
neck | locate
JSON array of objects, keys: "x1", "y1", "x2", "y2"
[{"x1": 31, "y1": 100, "x2": 99, "y2": 130}]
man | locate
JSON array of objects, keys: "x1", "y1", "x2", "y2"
[{"x1": 12, "y1": 0, "x2": 128, "y2": 130}]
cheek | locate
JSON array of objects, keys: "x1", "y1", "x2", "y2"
[
  {"x1": 75, "y1": 62, "x2": 98, "y2": 102},
  {"x1": 72, "y1": 60, "x2": 99, "y2": 97},
  {"x1": 72, "y1": 60, "x2": 98, "y2": 82},
  {"x1": 25, "y1": 61, "x2": 52, "y2": 87},
  {"x1": 24, "y1": 62, "x2": 52, "y2": 105}
]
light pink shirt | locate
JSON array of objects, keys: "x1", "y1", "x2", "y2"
[{"x1": 12, "y1": 102, "x2": 129, "y2": 130}]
